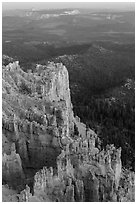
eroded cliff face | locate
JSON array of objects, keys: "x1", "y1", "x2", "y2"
[
  {"x1": 2, "y1": 143, "x2": 25, "y2": 189},
  {"x1": 23, "y1": 141, "x2": 123, "y2": 202},
  {"x1": 2, "y1": 61, "x2": 75, "y2": 184},
  {"x1": 2, "y1": 60, "x2": 134, "y2": 201},
  {"x1": 13, "y1": 140, "x2": 134, "y2": 202}
]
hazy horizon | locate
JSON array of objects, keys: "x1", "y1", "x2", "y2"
[{"x1": 2, "y1": 2, "x2": 135, "y2": 11}]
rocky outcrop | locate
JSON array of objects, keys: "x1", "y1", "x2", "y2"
[
  {"x1": 18, "y1": 136, "x2": 124, "y2": 202},
  {"x1": 2, "y1": 61, "x2": 75, "y2": 172},
  {"x1": 2, "y1": 143, "x2": 25, "y2": 190},
  {"x1": 2, "y1": 60, "x2": 135, "y2": 201}
]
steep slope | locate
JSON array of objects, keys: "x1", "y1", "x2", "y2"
[
  {"x1": 2, "y1": 61, "x2": 76, "y2": 189},
  {"x1": 2, "y1": 60, "x2": 134, "y2": 201},
  {"x1": 52, "y1": 43, "x2": 135, "y2": 170}
]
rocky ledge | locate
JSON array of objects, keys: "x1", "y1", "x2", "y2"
[{"x1": 2, "y1": 60, "x2": 134, "y2": 201}]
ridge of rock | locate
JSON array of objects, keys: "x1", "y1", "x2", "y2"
[
  {"x1": 2, "y1": 60, "x2": 134, "y2": 201},
  {"x1": 2, "y1": 61, "x2": 75, "y2": 171}
]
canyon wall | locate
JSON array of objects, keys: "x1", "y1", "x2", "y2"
[
  {"x1": 2, "y1": 61, "x2": 75, "y2": 172},
  {"x1": 2, "y1": 61, "x2": 134, "y2": 201}
]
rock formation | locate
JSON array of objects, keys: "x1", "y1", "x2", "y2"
[
  {"x1": 2, "y1": 61, "x2": 74, "y2": 171},
  {"x1": 2, "y1": 60, "x2": 135, "y2": 201},
  {"x1": 2, "y1": 143, "x2": 25, "y2": 190},
  {"x1": 16, "y1": 140, "x2": 132, "y2": 202}
]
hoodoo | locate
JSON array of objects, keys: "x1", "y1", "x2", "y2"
[{"x1": 2, "y1": 61, "x2": 134, "y2": 202}]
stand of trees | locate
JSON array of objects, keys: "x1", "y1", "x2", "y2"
[{"x1": 74, "y1": 90, "x2": 135, "y2": 170}]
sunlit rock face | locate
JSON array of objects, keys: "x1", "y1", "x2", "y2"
[
  {"x1": 2, "y1": 61, "x2": 74, "y2": 176},
  {"x1": 18, "y1": 138, "x2": 124, "y2": 202},
  {"x1": 2, "y1": 60, "x2": 134, "y2": 202}
]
